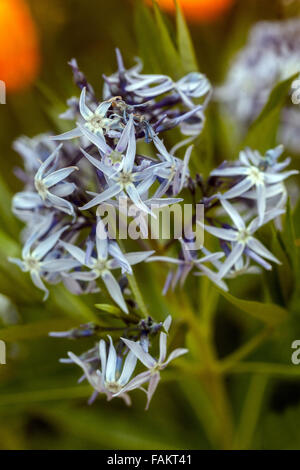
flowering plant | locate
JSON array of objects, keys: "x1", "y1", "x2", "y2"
[{"x1": 1, "y1": 1, "x2": 300, "y2": 451}]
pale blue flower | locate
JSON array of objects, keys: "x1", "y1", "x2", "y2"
[
  {"x1": 211, "y1": 146, "x2": 298, "y2": 225},
  {"x1": 200, "y1": 199, "x2": 283, "y2": 280},
  {"x1": 9, "y1": 218, "x2": 78, "y2": 300},
  {"x1": 67, "y1": 336, "x2": 143, "y2": 406},
  {"x1": 147, "y1": 239, "x2": 225, "y2": 291},
  {"x1": 79, "y1": 119, "x2": 161, "y2": 216},
  {"x1": 116, "y1": 316, "x2": 188, "y2": 410},
  {"x1": 50, "y1": 87, "x2": 122, "y2": 142},
  {"x1": 13, "y1": 144, "x2": 78, "y2": 216},
  {"x1": 151, "y1": 133, "x2": 193, "y2": 196},
  {"x1": 60, "y1": 222, "x2": 154, "y2": 313}
]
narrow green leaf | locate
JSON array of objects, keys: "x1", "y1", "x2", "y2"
[
  {"x1": 0, "y1": 317, "x2": 80, "y2": 342},
  {"x1": 0, "y1": 174, "x2": 19, "y2": 239},
  {"x1": 268, "y1": 223, "x2": 295, "y2": 304},
  {"x1": 50, "y1": 285, "x2": 99, "y2": 323},
  {"x1": 153, "y1": 2, "x2": 183, "y2": 78},
  {"x1": 242, "y1": 73, "x2": 299, "y2": 153},
  {"x1": 216, "y1": 288, "x2": 288, "y2": 325},
  {"x1": 175, "y1": 0, "x2": 198, "y2": 73},
  {"x1": 282, "y1": 199, "x2": 297, "y2": 274},
  {"x1": 292, "y1": 196, "x2": 300, "y2": 238},
  {"x1": 134, "y1": 2, "x2": 165, "y2": 74},
  {"x1": 95, "y1": 303, "x2": 122, "y2": 315}
]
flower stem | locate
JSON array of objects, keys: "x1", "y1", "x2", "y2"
[{"x1": 127, "y1": 270, "x2": 149, "y2": 319}]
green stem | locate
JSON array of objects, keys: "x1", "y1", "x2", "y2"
[
  {"x1": 127, "y1": 270, "x2": 149, "y2": 319},
  {"x1": 219, "y1": 328, "x2": 272, "y2": 373},
  {"x1": 228, "y1": 362, "x2": 300, "y2": 377},
  {"x1": 233, "y1": 375, "x2": 268, "y2": 450},
  {"x1": 172, "y1": 292, "x2": 234, "y2": 449},
  {"x1": 118, "y1": 240, "x2": 149, "y2": 319}
]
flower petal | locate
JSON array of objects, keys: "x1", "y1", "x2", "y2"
[
  {"x1": 101, "y1": 270, "x2": 128, "y2": 313},
  {"x1": 121, "y1": 338, "x2": 156, "y2": 369},
  {"x1": 118, "y1": 351, "x2": 137, "y2": 386}
]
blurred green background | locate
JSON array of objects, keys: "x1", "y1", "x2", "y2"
[{"x1": 1, "y1": 0, "x2": 300, "y2": 450}]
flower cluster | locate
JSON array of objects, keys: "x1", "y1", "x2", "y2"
[
  {"x1": 216, "y1": 18, "x2": 300, "y2": 153},
  {"x1": 51, "y1": 315, "x2": 187, "y2": 409},
  {"x1": 10, "y1": 50, "x2": 298, "y2": 409},
  {"x1": 148, "y1": 145, "x2": 298, "y2": 292},
  {"x1": 10, "y1": 50, "x2": 211, "y2": 306}
]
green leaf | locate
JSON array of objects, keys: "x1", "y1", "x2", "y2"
[
  {"x1": 216, "y1": 288, "x2": 288, "y2": 325},
  {"x1": 192, "y1": 109, "x2": 214, "y2": 177},
  {"x1": 281, "y1": 199, "x2": 298, "y2": 274},
  {"x1": 95, "y1": 303, "x2": 122, "y2": 315},
  {"x1": 134, "y1": 2, "x2": 164, "y2": 74},
  {"x1": 175, "y1": 0, "x2": 198, "y2": 73},
  {"x1": 0, "y1": 317, "x2": 80, "y2": 342},
  {"x1": 152, "y1": 2, "x2": 183, "y2": 79},
  {"x1": 292, "y1": 196, "x2": 300, "y2": 239},
  {"x1": 266, "y1": 223, "x2": 295, "y2": 305},
  {"x1": 0, "y1": 175, "x2": 19, "y2": 239},
  {"x1": 42, "y1": 405, "x2": 186, "y2": 450},
  {"x1": 242, "y1": 73, "x2": 299, "y2": 153},
  {"x1": 260, "y1": 403, "x2": 300, "y2": 450},
  {"x1": 49, "y1": 285, "x2": 99, "y2": 323}
]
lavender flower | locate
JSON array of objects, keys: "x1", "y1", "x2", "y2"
[
  {"x1": 146, "y1": 239, "x2": 225, "y2": 292},
  {"x1": 200, "y1": 199, "x2": 283, "y2": 280},
  {"x1": 211, "y1": 146, "x2": 298, "y2": 224},
  {"x1": 116, "y1": 316, "x2": 188, "y2": 409},
  {"x1": 9, "y1": 217, "x2": 79, "y2": 300},
  {"x1": 67, "y1": 336, "x2": 143, "y2": 406},
  {"x1": 60, "y1": 220, "x2": 154, "y2": 313},
  {"x1": 13, "y1": 144, "x2": 78, "y2": 216},
  {"x1": 102, "y1": 49, "x2": 210, "y2": 138},
  {"x1": 52, "y1": 87, "x2": 122, "y2": 142}
]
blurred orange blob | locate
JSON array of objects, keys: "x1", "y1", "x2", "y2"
[
  {"x1": 0, "y1": 0, "x2": 40, "y2": 92},
  {"x1": 150, "y1": 0, "x2": 235, "y2": 22}
]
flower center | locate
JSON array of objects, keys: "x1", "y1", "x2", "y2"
[
  {"x1": 24, "y1": 256, "x2": 40, "y2": 271},
  {"x1": 236, "y1": 229, "x2": 250, "y2": 244},
  {"x1": 116, "y1": 172, "x2": 133, "y2": 187},
  {"x1": 105, "y1": 381, "x2": 122, "y2": 394},
  {"x1": 109, "y1": 150, "x2": 123, "y2": 164},
  {"x1": 247, "y1": 166, "x2": 264, "y2": 184},
  {"x1": 85, "y1": 114, "x2": 111, "y2": 134},
  {"x1": 150, "y1": 362, "x2": 162, "y2": 374},
  {"x1": 92, "y1": 259, "x2": 108, "y2": 275},
  {"x1": 34, "y1": 178, "x2": 48, "y2": 200}
]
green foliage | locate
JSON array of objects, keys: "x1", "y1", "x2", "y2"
[
  {"x1": 216, "y1": 288, "x2": 288, "y2": 326},
  {"x1": 242, "y1": 73, "x2": 299, "y2": 153},
  {"x1": 0, "y1": 0, "x2": 299, "y2": 452}
]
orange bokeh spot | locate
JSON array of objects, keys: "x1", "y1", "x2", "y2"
[
  {"x1": 0, "y1": 0, "x2": 40, "y2": 92},
  {"x1": 149, "y1": 0, "x2": 235, "y2": 22}
]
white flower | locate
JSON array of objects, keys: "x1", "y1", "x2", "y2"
[
  {"x1": 61, "y1": 220, "x2": 154, "y2": 313},
  {"x1": 147, "y1": 238, "x2": 225, "y2": 291},
  {"x1": 211, "y1": 146, "x2": 298, "y2": 225},
  {"x1": 9, "y1": 217, "x2": 78, "y2": 300},
  {"x1": 199, "y1": 199, "x2": 283, "y2": 280},
  {"x1": 151, "y1": 133, "x2": 193, "y2": 196},
  {"x1": 13, "y1": 144, "x2": 78, "y2": 216},
  {"x1": 199, "y1": 247, "x2": 261, "y2": 280},
  {"x1": 50, "y1": 87, "x2": 122, "y2": 142},
  {"x1": 67, "y1": 336, "x2": 145, "y2": 406},
  {"x1": 116, "y1": 316, "x2": 188, "y2": 409},
  {"x1": 79, "y1": 117, "x2": 160, "y2": 216}
]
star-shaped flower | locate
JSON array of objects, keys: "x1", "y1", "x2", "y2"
[
  {"x1": 9, "y1": 217, "x2": 78, "y2": 300},
  {"x1": 200, "y1": 199, "x2": 283, "y2": 280},
  {"x1": 115, "y1": 316, "x2": 188, "y2": 409},
  {"x1": 61, "y1": 220, "x2": 154, "y2": 313},
  {"x1": 211, "y1": 146, "x2": 298, "y2": 225}
]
